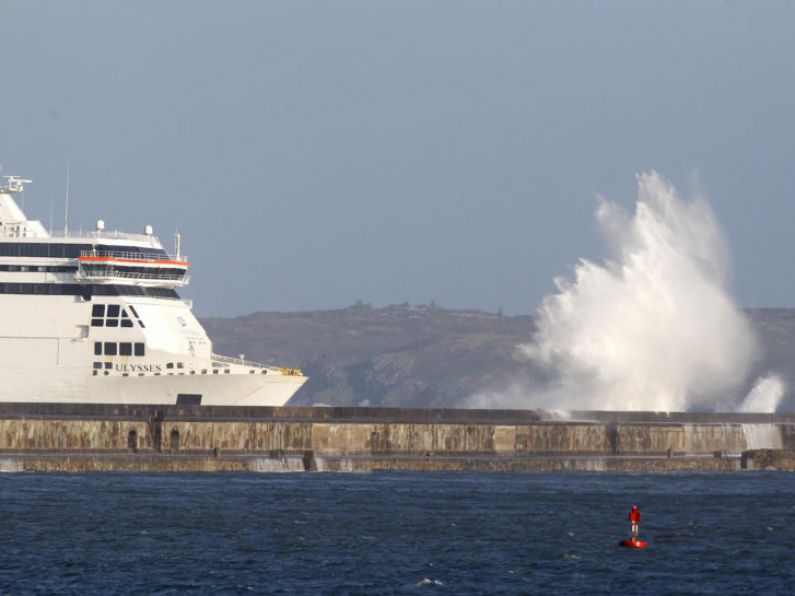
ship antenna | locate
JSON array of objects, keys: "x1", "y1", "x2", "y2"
[
  {"x1": 64, "y1": 162, "x2": 70, "y2": 236},
  {"x1": 49, "y1": 198, "x2": 54, "y2": 235},
  {"x1": 175, "y1": 229, "x2": 182, "y2": 258}
]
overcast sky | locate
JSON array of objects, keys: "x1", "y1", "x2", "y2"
[{"x1": 1, "y1": 1, "x2": 793, "y2": 316}]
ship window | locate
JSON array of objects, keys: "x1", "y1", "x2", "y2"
[
  {"x1": 93, "y1": 362, "x2": 102, "y2": 369},
  {"x1": 213, "y1": 370, "x2": 219, "y2": 374},
  {"x1": 134, "y1": 343, "x2": 145, "y2": 356},
  {"x1": 138, "y1": 320, "x2": 146, "y2": 328},
  {"x1": 177, "y1": 362, "x2": 184, "y2": 369},
  {"x1": 89, "y1": 303, "x2": 139, "y2": 327},
  {"x1": 119, "y1": 343, "x2": 132, "y2": 356},
  {"x1": 94, "y1": 342, "x2": 102, "y2": 356},
  {"x1": 129, "y1": 305, "x2": 139, "y2": 318},
  {"x1": 93, "y1": 370, "x2": 98, "y2": 376},
  {"x1": 166, "y1": 362, "x2": 174, "y2": 369},
  {"x1": 104, "y1": 342, "x2": 117, "y2": 356},
  {"x1": 105, "y1": 362, "x2": 112, "y2": 369}
]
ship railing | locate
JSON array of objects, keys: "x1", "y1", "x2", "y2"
[
  {"x1": 211, "y1": 353, "x2": 267, "y2": 369},
  {"x1": 211, "y1": 354, "x2": 304, "y2": 376},
  {"x1": 49, "y1": 229, "x2": 159, "y2": 242},
  {"x1": 78, "y1": 269, "x2": 189, "y2": 282},
  {"x1": 79, "y1": 249, "x2": 188, "y2": 263}
]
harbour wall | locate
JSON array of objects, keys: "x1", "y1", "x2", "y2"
[{"x1": 0, "y1": 404, "x2": 793, "y2": 472}]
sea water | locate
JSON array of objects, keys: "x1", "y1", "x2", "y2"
[{"x1": 0, "y1": 472, "x2": 793, "y2": 593}]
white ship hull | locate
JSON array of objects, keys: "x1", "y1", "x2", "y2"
[{"x1": 0, "y1": 366, "x2": 306, "y2": 406}]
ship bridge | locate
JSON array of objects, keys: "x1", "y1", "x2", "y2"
[{"x1": 77, "y1": 248, "x2": 190, "y2": 288}]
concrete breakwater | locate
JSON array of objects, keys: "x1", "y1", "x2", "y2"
[{"x1": 0, "y1": 404, "x2": 793, "y2": 472}]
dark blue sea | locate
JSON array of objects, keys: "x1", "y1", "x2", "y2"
[{"x1": 0, "y1": 471, "x2": 793, "y2": 594}]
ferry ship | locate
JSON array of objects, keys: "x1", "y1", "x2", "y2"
[{"x1": 0, "y1": 175, "x2": 307, "y2": 406}]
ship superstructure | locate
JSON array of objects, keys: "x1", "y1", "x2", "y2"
[{"x1": 0, "y1": 175, "x2": 306, "y2": 406}]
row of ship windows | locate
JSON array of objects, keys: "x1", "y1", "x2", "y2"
[
  {"x1": 0, "y1": 283, "x2": 179, "y2": 298},
  {"x1": 82, "y1": 264, "x2": 187, "y2": 277},
  {"x1": 0, "y1": 265, "x2": 76, "y2": 272},
  {"x1": 90, "y1": 304, "x2": 146, "y2": 328},
  {"x1": 94, "y1": 370, "x2": 238, "y2": 377},
  {"x1": 92, "y1": 318, "x2": 135, "y2": 328},
  {"x1": 91, "y1": 358, "x2": 250, "y2": 375},
  {"x1": 0, "y1": 243, "x2": 167, "y2": 258},
  {"x1": 91, "y1": 362, "x2": 193, "y2": 369},
  {"x1": 0, "y1": 263, "x2": 182, "y2": 277},
  {"x1": 91, "y1": 368, "x2": 267, "y2": 376},
  {"x1": 94, "y1": 342, "x2": 146, "y2": 357}
]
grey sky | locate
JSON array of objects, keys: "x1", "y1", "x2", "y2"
[{"x1": 1, "y1": 1, "x2": 793, "y2": 316}]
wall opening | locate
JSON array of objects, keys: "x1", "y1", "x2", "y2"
[
  {"x1": 170, "y1": 428, "x2": 180, "y2": 451},
  {"x1": 128, "y1": 429, "x2": 138, "y2": 453},
  {"x1": 151, "y1": 410, "x2": 164, "y2": 452}
]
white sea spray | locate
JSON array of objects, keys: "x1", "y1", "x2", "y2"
[
  {"x1": 739, "y1": 374, "x2": 785, "y2": 413},
  {"x1": 473, "y1": 172, "x2": 784, "y2": 412}
]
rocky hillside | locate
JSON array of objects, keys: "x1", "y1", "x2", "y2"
[{"x1": 202, "y1": 305, "x2": 795, "y2": 410}]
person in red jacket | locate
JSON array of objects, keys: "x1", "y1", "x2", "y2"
[{"x1": 628, "y1": 506, "x2": 641, "y2": 540}]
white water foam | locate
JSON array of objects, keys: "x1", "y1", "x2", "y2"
[
  {"x1": 741, "y1": 424, "x2": 783, "y2": 450},
  {"x1": 497, "y1": 171, "x2": 784, "y2": 412},
  {"x1": 253, "y1": 456, "x2": 305, "y2": 473},
  {"x1": 0, "y1": 458, "x2": 21, "y2": 472},
  {"x1": 312, "y1": 457, "x2": 364, "y2": 473},
  {"x1": 416, "y1": 578, "x2": 444, "y2": 587}
]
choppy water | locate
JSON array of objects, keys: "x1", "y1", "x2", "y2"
[{"x1": 0, "y1": 472, "x2": 793, "y2": 594}]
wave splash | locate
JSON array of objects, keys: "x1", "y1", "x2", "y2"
[{"x1": 515, "y1": 171, "x2": 782, "y2": 412}]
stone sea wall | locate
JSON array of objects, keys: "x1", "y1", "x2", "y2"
[{"x1": 0, "y1": 405, "x2": 792, "y2": 472}]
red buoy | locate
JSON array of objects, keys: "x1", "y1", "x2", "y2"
[{"x1": 621, "y1": 505, "x2": 647, "y2": 548}]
